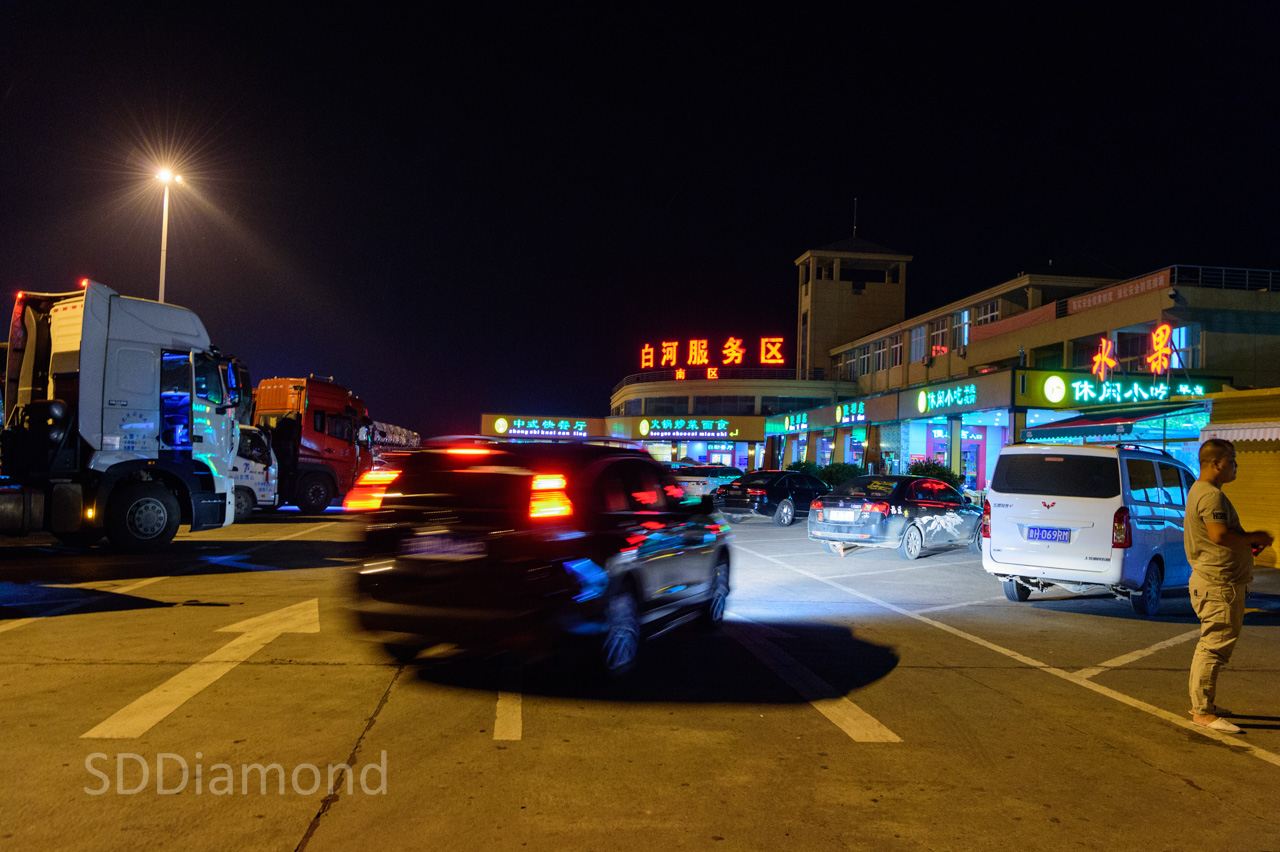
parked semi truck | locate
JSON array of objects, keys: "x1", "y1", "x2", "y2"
[
  {"x1": 0, "y1": 281, "x2": 242, "y2": 549},
  {"x1": 253, "y1": 376, "x2": 373, "y2": 514}
]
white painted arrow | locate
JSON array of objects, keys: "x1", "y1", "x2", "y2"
[{"x1": 82, "y1": 599, "x2": 320, "y2": 739}]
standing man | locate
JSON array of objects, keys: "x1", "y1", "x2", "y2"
[{"x1": 1185, "y1": 438, "x2": 1273, "y2": 733}]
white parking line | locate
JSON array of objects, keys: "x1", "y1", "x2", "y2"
[
  {"x1": 825, "y1": 565, "x2": 933, "y2": 579},
  {"x1": 726, "y1": 622, "x2": 900, "y2": 742},
  {"x1": 494, "y1": 692, "x2": 523, "y2": 740},
  {"x1": 1073, "y1": 628, "x2": 1201, "y2": 679},
  {"x1": 913, "y1": 596, "x2": 1006, "y2": 614},
  {"x1": 736, "y1": 545, "x2": 1280, "y2": 768}
]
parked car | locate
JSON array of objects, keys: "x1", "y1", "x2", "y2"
[
  {"x1": 715, "y1": 470, "x2": 831, "y2": 526},
  {"x1": 672, "y1": 464, "x2": 744, "y2": 497},
  {"x1": 808, "y1": 475, "x2": 983, "y2": 559},
  {"x1": 347, "y1": 439, "x2": 732, "y2": 675},
  {"x1": 981, "y1": 443, "x2": 1195, "y2": 616}
]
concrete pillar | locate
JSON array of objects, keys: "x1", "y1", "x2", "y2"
[
  {"x1": 1012, "y1": 410, "x2": 1027, "y2": 445},
  {"x1": 948, "y1": 417, "x2": 963, "y2": 480}
]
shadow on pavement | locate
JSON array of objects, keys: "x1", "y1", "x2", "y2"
[{"x1": 407, "y1": 619, "x2": 899, "y2": 705}]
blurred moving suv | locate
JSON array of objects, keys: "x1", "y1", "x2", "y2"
[
  {"x1": 981, "y1": 443, "x2": 1195, "y2": 616},
  {"x1": 347, "y1": 440, "x2": 732, "y2": 675}
]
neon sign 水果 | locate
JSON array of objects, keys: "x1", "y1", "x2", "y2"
[
  {"x1": 1146, "y1": 323, "x2": 1173, "y2": 375},
  {"x1": 1091, "y1": 337, "x2": 1118, "y2": 381}
]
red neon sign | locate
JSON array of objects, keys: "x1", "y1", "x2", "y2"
[
  {"x1": 638, "y1": 336, "x2": 786, "y2": 369},
  {"x1": 1146, "y1": 324, "x2": 1173, "y2": 374},
  {"x1": 1091, "y1": 337, "x2": 1117, "y2": 381}
]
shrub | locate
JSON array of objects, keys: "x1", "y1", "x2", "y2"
[
  {"x1": 785, "y1": 460, "x2": 821, "y2": 477},
  {"x1": 817, "y1": 462, "x2": 866, "y2": 489},
  {"x1": 905, "y1": 459, "x2": 962, "y2": 489}
]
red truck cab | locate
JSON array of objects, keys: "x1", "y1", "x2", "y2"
[{"x1": 253, "y1": 377, "x2": 374, "y2": 513}]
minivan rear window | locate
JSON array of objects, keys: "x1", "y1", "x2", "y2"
[{"x1": 991, "y1": 454, "x2": 1120, "y2": 498}]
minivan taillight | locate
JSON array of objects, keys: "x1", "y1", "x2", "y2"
[
  {"x1": 530, "y1": 474, "x2": 573, "y2": 519},
  {"x1": 1112, "y1": 506, "x2": 1132, "y2": 547},
  {"x1": 343, "y1": 470, "x2": 401, "y2": 511},
  {"x1": 982, "y1": 499, "x2": 991, "y2": 538}
]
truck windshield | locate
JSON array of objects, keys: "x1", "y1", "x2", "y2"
[{"x1": 193, "y1": 354, "x2": 224, "y2": 406}]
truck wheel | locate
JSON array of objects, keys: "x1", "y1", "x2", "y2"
[
  {"x1": 234, "y1": 487, "x2": 256, "y2": 523},
  {"x1": 107, "y1": 482, "x2": 181, "y2": 551},
  {"x1": 294, "y1": 474, "x2": 334, "y2": 514}
]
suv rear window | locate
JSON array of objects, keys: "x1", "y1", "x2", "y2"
[{"x1": 992, "y1": 454, "x2": 1121, "y2": 498}]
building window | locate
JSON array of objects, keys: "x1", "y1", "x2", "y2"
[
  {"x1": 909, "y1": 326, "x2": 926, "y2": 362},
  {"x1": 931, "y1": 316, "x2": 950, "y2": 356},
  {"x1": 692, "y1": 396, "x2": 756, "y2": 416},
  {"x1": 623, "y1": 398, "x2": 642, "y2": 416},
  {"x1": 857, "y1": 345, "x2": 871, "y2": 377},
  {"x1": 760, "y1": 397, "x2": 828, "y2": 415},
  {"x1": 644, "y1": 396, "x2": 689, "y2": 416},
  {"x1": 873, "y1": 340, "x2": 886, "y2": 372},
  {"x1": 974, "y1": 300, "x2": 1000, "y2": 326},
  {"x1": 890, "y1": 334, "x2": 903, "y2": 368},
  {"x1": 953, "y1": 310, "x2": 970, "y2": 348}
]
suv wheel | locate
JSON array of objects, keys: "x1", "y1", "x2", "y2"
[
  {"x1": 600, "y1": 588, "x2": 640, "y2": 677},
  {"x1": 700, "y1": 556, "x2": 729, "y2": 627},
  {"x1": 1131, "y1": 560, "x2": 1164, "y2": 616},
  {"x1": 773, "y1": 499, "x2": 795, "y2": 527}
]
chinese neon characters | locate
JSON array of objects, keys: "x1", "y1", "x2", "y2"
[{"x1": 639, "y1": 336, "x2": 786, "y2": 370}]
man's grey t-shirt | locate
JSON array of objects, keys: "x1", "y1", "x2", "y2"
[{"x1": 1184, "y1": 479, "x2": 1253, "y2": 585}]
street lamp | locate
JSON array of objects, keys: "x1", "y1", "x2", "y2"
[{"x1": 156, "y1": 169, "x2": 183, "y2": 303}]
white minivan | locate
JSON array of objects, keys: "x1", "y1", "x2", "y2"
[{"x1": 981, "y1": 444, "x2": 1195, "y2": 616}]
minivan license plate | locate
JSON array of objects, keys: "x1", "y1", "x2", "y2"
[{"x1": 1027, "y1": 526, "x2": 1070, "y2": 543}]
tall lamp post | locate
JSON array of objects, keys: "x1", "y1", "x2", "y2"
[{"x1": 156, "y1": 169, "x2": 182, "y2": 303}]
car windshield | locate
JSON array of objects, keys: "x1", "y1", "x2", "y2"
[{"x1": 837, "y1": 477, "x2": 901, "y2": 498}]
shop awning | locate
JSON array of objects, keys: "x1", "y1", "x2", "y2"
[
  {"x1": 1200, "y1": 421, "x2": 1280, "y2": 442},
  {"x1": 1021, "y1": 404, "x2": 1206, "y2": 442}
]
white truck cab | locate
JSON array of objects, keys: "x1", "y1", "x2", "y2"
[{"x1": 1, "y1": 281, "x2": 241, "y2": 549}]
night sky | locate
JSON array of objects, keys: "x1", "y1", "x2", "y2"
[{"x1": 2, "y1": 4, "x2": 1278, "y2": 437}]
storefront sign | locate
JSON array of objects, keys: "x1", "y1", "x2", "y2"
[
  {"x1": 1091, "y1": 337, "x2": 1117, "y2": 381},
  {"x1": 918, "y1": 383, "x2": 978, "y2": 414},
  {"x1": 640, "y1": 336, "x2": 785, "y2": 370},
  {"x1": 1016, "y1": 371, "x2": 1225, "y2": 409},
  {"x1": 1147, "y1": 324, "x2": 1173, "y2": 374},
  {"x1": 638, "y1": 418, "x2": 738, "y2": 439},
  {"x1": 837, "y1": 401, "x2": 866, "y2": 424},
  {"x1": 493, "y1": 416, "x2": 589, "y2": 438}
]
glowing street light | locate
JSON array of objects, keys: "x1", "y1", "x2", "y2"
[{"x1": 156, "y1": 169, "x2": 183, "y2": 303}]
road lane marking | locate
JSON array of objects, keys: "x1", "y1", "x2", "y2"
[
  {"x1": 725, "y1": 622, "x2": 900, "y2": 743},
  {"x1": 0, "y1": 523, "x2": 336, "y2": 634},
  {"x1": 81, "y1": 599, "x2": 320, "y2": 739},
  {"x1": 494, "y1": 692, "x2": 523, "y2": 740},
  {"x1": 736, "y1": 545, "x2": 1280, "y2": 768},
  {"x1": 1073, "y1": 628, "x2": 1202, "y2": 679},
  {"x1": 913, "y1": 596, "x2": 1006, "y2": 614},
  {"x1": 824, "y1": 565, "x2": 932, "y2": 579}
]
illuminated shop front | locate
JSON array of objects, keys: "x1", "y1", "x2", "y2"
[
  {"x1": 1015, "y1": 369, "x2": 1222, "y2": 472},
  {"x1": 610, "y1": 416, "x2": 766, "y2": 469}
]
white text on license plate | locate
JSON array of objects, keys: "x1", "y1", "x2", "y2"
[
  {"x1": 828, "y1": 509, "x2": 859, "y2": 522},
  {"x1": 1028, "y1": 526, "x2": 1070, "y2": 543}
]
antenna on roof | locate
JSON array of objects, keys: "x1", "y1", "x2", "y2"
[{"x1": 853, "y1": 197, "x2": 858, "y2": 237}]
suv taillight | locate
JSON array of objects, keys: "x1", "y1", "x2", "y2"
[
  {"x1": 1112, "y1": 506, "x2": 1132, "y2": 547},
  {"x1": 982, "y1": 499, "x2": 991, "y2": 538},
  {"x1": 343, "y1": 470, "x2": 401, "y2": 511},
  {"x1": 530, "y1": 473, "x2": 573, "y2": 519}
]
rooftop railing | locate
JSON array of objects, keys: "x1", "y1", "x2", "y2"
[{"x1": 1170, "y1": 265, "x2": 1280, "y2": 290}]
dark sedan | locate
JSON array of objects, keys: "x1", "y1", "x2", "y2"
[
  {"x1": 715, "y1": 470, "x2": 831, "y2": 526},
  {"x1": 807, "y1": 475, "x2": 982, "y2": 559},
  {"x1": 347, "y1": 439, "x2": 732, "y2": 676}
]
